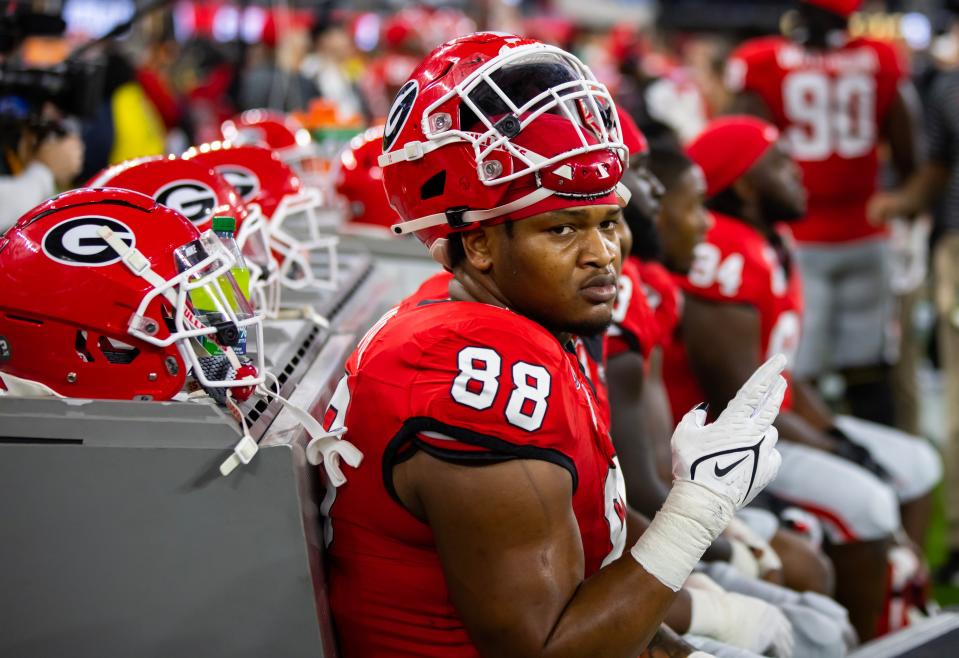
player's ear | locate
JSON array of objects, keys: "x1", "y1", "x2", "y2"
[{"x1": 461, "y1": 228, "x2": 494, "y2": 273}]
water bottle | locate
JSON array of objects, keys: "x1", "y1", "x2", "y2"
[
  {"x1": 212, "y1": 216, "x2": 250, "y2": 297},
  {"x1": 192, "y1": 216, "x2": 252, "y2": 354}
]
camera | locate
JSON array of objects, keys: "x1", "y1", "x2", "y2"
[{"x1": 0, "y1": 2, "x2": 104, "y2": 152}]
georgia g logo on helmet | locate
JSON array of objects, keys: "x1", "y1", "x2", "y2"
[
  {"x1": 154, "y1": 180, "x2": 217, "y2": 224},
  {"x1": 383, "y1": 79, "x2": 418, "y2": 152},
  {"x1": 41, "y1": 216, "x2": 135, "y2": 267},
  {"x1": 215, "y1": 166, "x2": 260, "y2": 203}
]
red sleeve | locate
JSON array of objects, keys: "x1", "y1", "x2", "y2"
[
  {"x1": 406, "y1": 313, "x2": 582, "y2": 482},
  {"x1": 636, "y1": 260, "x2": 682, "y2": 348},
  {"x1": 608, "y1": 258, "x2": 656, "y2": 359}
]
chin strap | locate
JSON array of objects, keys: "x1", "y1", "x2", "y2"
[
  {"x1": 389, "y1": 182, "x2": 632, "y2": 236},
  {"x1": 219, "y1": 393, "x2": 259, "y2": 476},
  {"x1": 99, "y1": 226, "x2": 171, "y2": 293},
  {"x1": 377, "y1": 133, "x2": 462, "y2": 168},
  {"x1": 218, "y1": 372, "x2": 363, "y2": 486}
]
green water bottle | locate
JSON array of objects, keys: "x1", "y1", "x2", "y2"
[
  {"x1": 192, "y1": 216, "x2": 252, "y2": 354},
  {"x1": 212, "y1": 216, "x2": 250, "y2": 300}
]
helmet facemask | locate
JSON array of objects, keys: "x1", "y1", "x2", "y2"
[
  {"x1": 383, "y1": 41, "x2": 630, "y2": 244},
  {"x1": 102, "y1": 227, "x2": 266, "y2": 395},
  {"x1": 445, "y1": 47, "x2": 626, "y2": 187},
  {"x1": 235, "y1": 203, "x2": 282, "y2": 318},
  {"x1": 268, "y1": 186, "x2": 340, "y2": 291}
]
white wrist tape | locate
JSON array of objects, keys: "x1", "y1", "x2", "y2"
[
  {"x1": 630, "y1": 480, "x2": 735, "y2": 591},
  {"x1": 688, "y1": 653, "x2": 718, "y2": 658},
  {"x1": 687, "y1": 587, "x2": 729, "y2": 638}
]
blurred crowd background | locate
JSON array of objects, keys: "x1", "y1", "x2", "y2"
[{"x1": 5, "y1": 0, "x2": 955, "y2": 190}]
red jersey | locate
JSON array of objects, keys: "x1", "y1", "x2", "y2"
[
  {"x1": 322, "y1": 297, "x2": 628, "y2": 657},
  {"x1": 727, "y1": 36, "x2": 905, "y2": 243},
  {"x1": 573, "y1": 333, "x2": 611, "y2": 426},
  {"x1": 608, "y1": 256, "x2": 658, "y2": 360},
  {"x1": 635, "y1": 259, "x2": 683, "y2": 351},
  {"x1": 407, "y1": 271, "x2": 615, "y2": 426},
  {"x1": 663, "y1": 213, "x2": 803, "y2": 422}
]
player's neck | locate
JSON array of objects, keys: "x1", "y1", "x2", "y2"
[
  {"x1": 450, "y1": 268, "x2": 572, "y2": 344},
  {"x1": 450, "y1": 267, "x2": 510, "y2": 310},
  {"x1": 733, "y1": 198, "x2": 765, "y2": 233}
]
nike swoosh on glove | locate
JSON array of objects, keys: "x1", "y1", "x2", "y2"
[{"x1": 672, "y1": 354, "x2": 787, "y2": 508}]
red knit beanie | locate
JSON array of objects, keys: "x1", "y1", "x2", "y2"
[
  {"x1": 686, "y1": 116, "x2": 780, "y2": 198},
  {"x1": 802, "y1": 0, "x2": 861, "y2": 18}
]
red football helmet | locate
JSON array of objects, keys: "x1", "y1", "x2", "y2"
[
  {"x1": 221, "y1": 109, "x2": 309, "y2": 154},
  {"x1": 0, "y1": 187, "x2": 264, "y2": 400},
  {"x1": 86, "y1": 155, "x2": 280, "y2": 316},
  {"x1": 378, "y1": 32, "x2": 629, "y2": 265},
  {"x1": 335, "y1": 125, "x2": 398, "y2": 235},
  {"x1": 183, "y1": 142, "x2": 340, "y2": 294},
  {"x1": 220, "y1": 109, "x2": 326, "y2": 186}
]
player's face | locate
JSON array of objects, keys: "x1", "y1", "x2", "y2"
[
  {"x1": 750, "y1": 142, "x2": 807, "y2": 223},
  {"x1": 628, "y1": 155, "x2": 665, "y2": 226},
  {"x1": 616, "y1": 217, "x2": 633, "y2": 268},
  {"x1": 491, "y1": 205, "x2": 622, "y2": 337},
  {"x1": 657, "y1": 165, "x2": 712, "y2": 274}
]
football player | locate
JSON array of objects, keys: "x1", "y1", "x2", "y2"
[
  {"x1": 317, "y1": 33, "x2": 787, "y2": 658},
  {"x1": 726, "y1": 0, "x2": 922, "y2": 426},
  {"x1": 395, "y1": 114, "x2": 803, "y2": 657},
  {"x1": 668, "y1": 116, "x2": 939, "y2": 640}
]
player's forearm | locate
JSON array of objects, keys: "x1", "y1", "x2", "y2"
[
  {"x1": 541, "y1": 488, "x2": 733, "y2": 657},
  {"x1": 899, "y1": 162, "x2": 951, "y2": 215},
  {"x1": 608, "y1": 354, "x2": 674, "y2": 516},
  {"x1": 774, "y1": 410, "x2": 837, "y2": 452},
  {"x1": 614, "y1": 405, "x2": 674, "y2": 517},
  {"x1": 513, "y1": 357, "x2": 786, "y2": 658},
  {"x1": 537, "y1": 552, "x2": 682, "y2": 658},
  {"x1": 885, "y1": 82, "x2": 923, "y2": 181},
  {"x1": 789, "y1": 379, "x2": 834, "y2": 431}
]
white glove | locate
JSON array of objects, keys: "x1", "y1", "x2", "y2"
[
  {"x1": 727, "y1": 517, "x2": 783, "y2": 578},
  {"x1": 630, "y1": 355, "x2": 787, "y2": 591},
  {"x1": 672, "y1": 354, "x2": 787, "y2": 508},
  {"x1": 686, "y1": 574, "x2": 795, "y2": 657}
]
